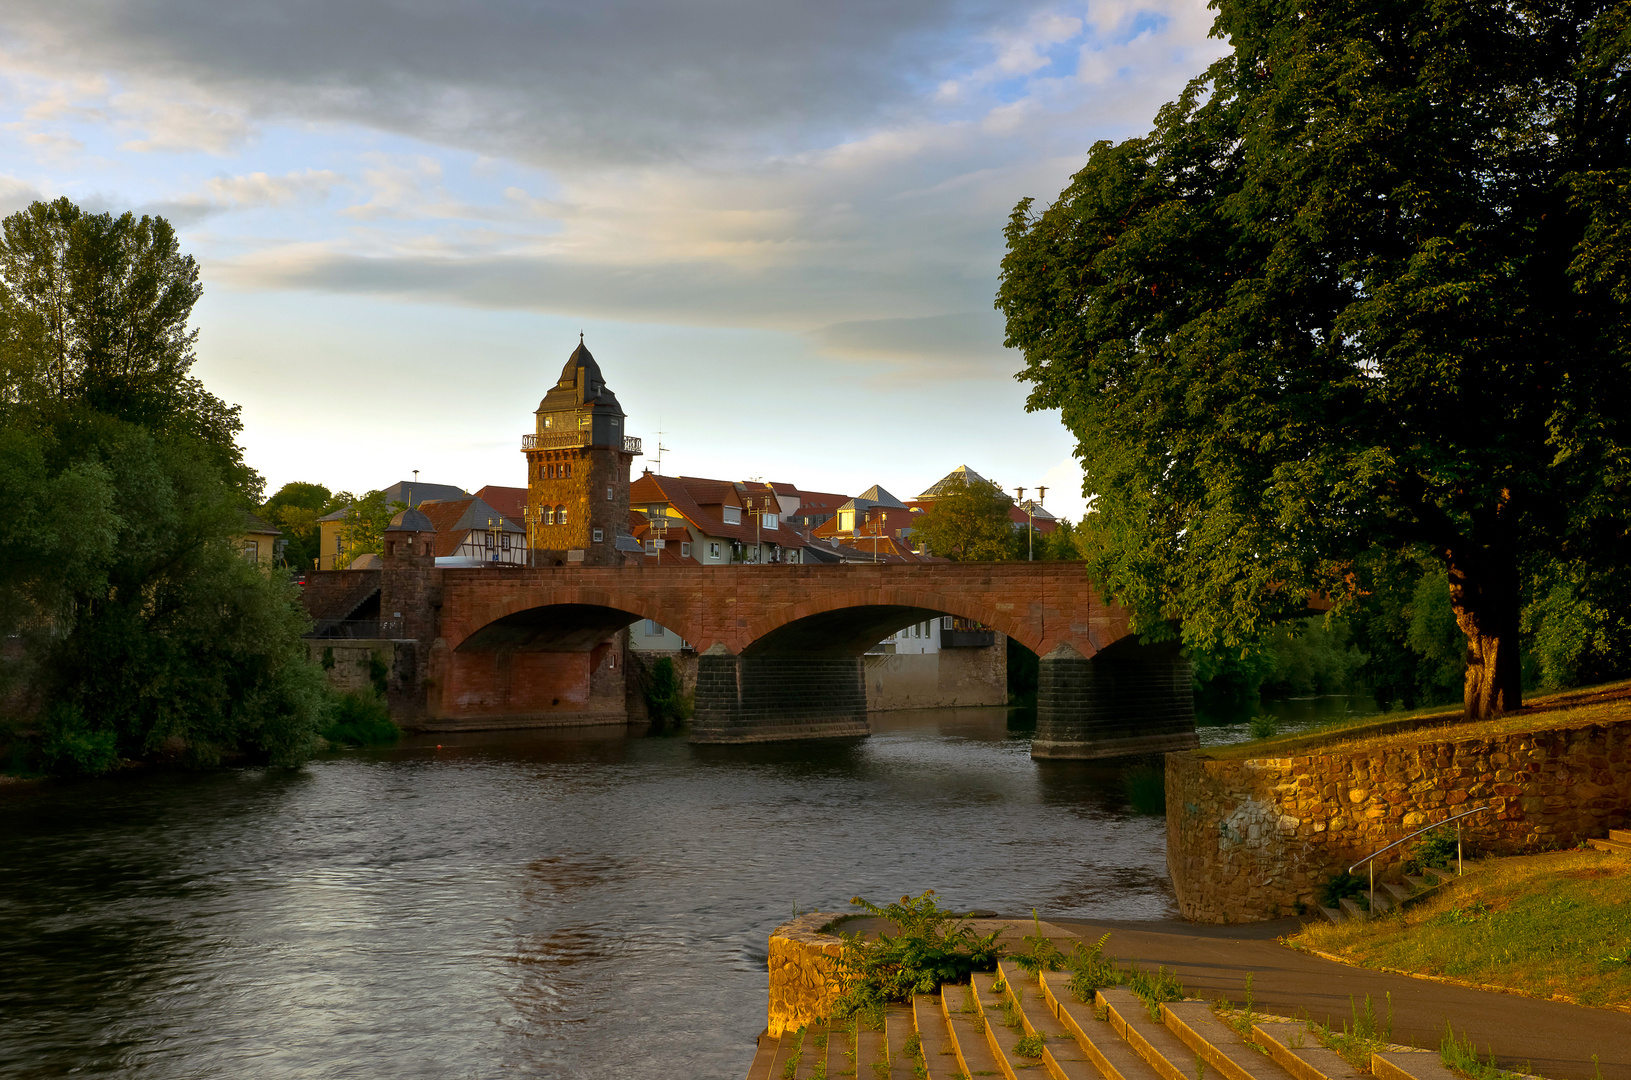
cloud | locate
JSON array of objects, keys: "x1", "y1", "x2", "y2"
[{"x1": 0, "y1": 174, "x2": 47, "y2": 214}]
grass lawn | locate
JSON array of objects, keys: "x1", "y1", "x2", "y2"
[
  {"x1": 1200, "y1": 678, "x2": 1631, "y2": 761},
  {"x1": 1289, "y1": 849, "x2": 1631, "y2": 1010}
]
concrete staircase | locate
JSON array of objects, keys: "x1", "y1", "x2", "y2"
[
  {"x1": 1319, "y1": 865, "x2": 1457, "y2": 926},
  {"x1": 1587, "y1": 828, "x2": 1631, "y2": 854},
  {"x1": 746, "y1": 957, "x2": 1452, "y2": 1080}
]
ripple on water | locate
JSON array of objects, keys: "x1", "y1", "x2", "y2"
[{"x1": 0, "y1": 707, "x2": 1177, "y2": 1079}]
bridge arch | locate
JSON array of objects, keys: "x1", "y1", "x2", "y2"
[{"x1": 441, "y1": 586, "x2": 706, "y2": 656}]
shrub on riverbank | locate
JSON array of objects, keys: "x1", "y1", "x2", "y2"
[
  {"x1": 322, "y1": 691, "x2": 400, "y2": 747},
  {"x1": 1290, "y1": 849, "x2": 1631, "y2": 1010},
  {"x1": 830, "y1": 891, "x2": 1003, "y2": 1016}
]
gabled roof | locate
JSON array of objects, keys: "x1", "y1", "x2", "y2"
[
  {"x1": 628, "y1": 473, "x2": 814, "y2": 549},
  {"x1": 918, "y1": 465, "x2": 993, "y2": 500},
  {"x1": 417, "y1": 496, "x2": 523, "y2": 558},
  {"x1": 386, "y1": 480, "x2": 467, "y2": 506},
  {"x1": 476, "y1": 485, "x2": 528, "y2": 522},
  {"x1": 241, "y1": 510, "x2": 282, "y2": 536}
]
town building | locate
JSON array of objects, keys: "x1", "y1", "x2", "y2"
[
  {"x1": 524, "y1": 339, "x2": 642, "y2": 566},
  {"x1": 315, "y1": 478, "x2": 469, "y2": 570},
  {"x1": 628, "y1": 472, "x2": 815, "y2": 566},
  {"x1": 417, "y1": 495, "x2": 528, "y2": 567},
  {"x1": 237, "y1": 511, "x2": 284, "y2": 566}
]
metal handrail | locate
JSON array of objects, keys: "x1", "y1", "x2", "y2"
[{"x1": 1348, "y1": 804, "x2": 1490, "y2": 903}]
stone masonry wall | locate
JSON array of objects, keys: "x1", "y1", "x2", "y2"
[
  {"x1": 1167, "y1": 717, "x2": 1631, "y2": 923},
  {"x1": 691, "y1": 654, "x2": 870, "y2": 742},
  {"x1": 1033, "y1": 645, "x2": 1198, "y2": 759},
  {"x1": 862, "y1": 645, "x2": 1006, "y2": 711},
  {"x1": 767, "y1": 913, "x2": 844, "y2": 1037}
]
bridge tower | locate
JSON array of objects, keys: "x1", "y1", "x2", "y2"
[{"x1": 524, "y1": 339, "x2": 641, "y2": 567}]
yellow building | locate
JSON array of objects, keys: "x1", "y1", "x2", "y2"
[{"x1": 237, "y1": 511, "x2": 284, "y2": 566}]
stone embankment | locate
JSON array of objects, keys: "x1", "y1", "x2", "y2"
[{"x1": 1167, "y1": 714, "x2": 1631, "y2": 922}]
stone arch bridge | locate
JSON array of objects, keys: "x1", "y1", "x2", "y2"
[{"x1": 306, "y1": 559, "x2": 1197, "y2": 759}]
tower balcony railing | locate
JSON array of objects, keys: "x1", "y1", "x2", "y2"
[
  {"x1": 521, "y1": 431, "x2": 643, "y2": 454},
  {"x1": 522, "y1": 431, "x2": 590, "y2": 450}
]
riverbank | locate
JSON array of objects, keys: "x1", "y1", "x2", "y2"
[
  {"x1": 1286, "y1": 848, "x2": 1631, "y2": 1012},
  {"x1": 1199, "y1": 679, "x2": 1631, "y2": 762},
  {"x1": 1166, "y1": 679, "x2": 1631, "y2": 923}
]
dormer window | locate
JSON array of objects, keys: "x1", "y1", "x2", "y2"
[
  {"x1": 610, "y1": 418, "x2": 620, "y2": 429},
  {"x1": 723, "y1": 506, "x2": 741, "y2": 525},
  {"x1": 543, "y1": 415, "x2": 554, "y2": 429}
]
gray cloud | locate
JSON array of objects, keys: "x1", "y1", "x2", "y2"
[{"x1": 2, "y1": 0, "x2": 1044, "y2": 167}]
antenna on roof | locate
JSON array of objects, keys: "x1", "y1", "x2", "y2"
[{"x1": 655, "y1": 427, "x2": 668, "y2": 475}]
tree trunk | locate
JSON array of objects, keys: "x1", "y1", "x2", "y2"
[{"x1": 1445, "y1": 547, "x2": 1523, "y2": 720}]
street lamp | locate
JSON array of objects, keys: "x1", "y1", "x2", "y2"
[
  {"x1": 487, "y1": 516, "x2": 503, "y2": 564},
  {"x1": 1014, "y1": 486, "x2": 1048, "y2": 561}
]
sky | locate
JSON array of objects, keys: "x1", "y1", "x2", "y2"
[{"x1": 0, "y1": 0, "x2": 1227, "y2": 519}]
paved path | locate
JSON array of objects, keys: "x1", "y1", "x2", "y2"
[{"x1": 1051, "y1": 916, "x2": 1630, "y2": 1080}]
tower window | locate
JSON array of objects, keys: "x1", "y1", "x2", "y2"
[
  {"x1": 544, "y1": 415, "x2": 553, "y2": 429},
  {"x1": 557, "y1": 505, "x2": 568, "y2": 526},
  {"x1": 565, "y1": 463, "x2": 572, "y2": 478},
  {"x1": 606, "y1": 486, "x2": 613, "y2": 501},
  {"x1": 592, "y1": 528, "x2": 604, "y2": 543},
  {"x1": 579, "y1": 415, "x2": 591, "y2": 429},
  {"x1": 611, "y1": 418, "x2": 619, "y2": 429},
  {"x1": 545, "y1": 507, "x2": 556, "y2": 525}
]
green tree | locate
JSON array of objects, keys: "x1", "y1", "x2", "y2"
[
  {"x1": 912, "y1": 475, "x2": 1022, "y2": 561},
  {"x1": 0, "y1": 198, "x2": 326, "y2": 772},
  {"x1": 998, "y1": 0, "x2": 1631, "y2": 719},
  {"x1": 263, "y1": 481, "x2": 333, "y2": 570},
  {"x1": 333, "y1": 489, "x2": 403, "y2": 568}
]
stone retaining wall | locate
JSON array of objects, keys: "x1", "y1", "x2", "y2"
[
  {"x1": 767, "y1": 913, "x2": 843, "y2": 1037},
  {"x1": 1166, "y1": 716, "x2": 1631, "y2": 923}
]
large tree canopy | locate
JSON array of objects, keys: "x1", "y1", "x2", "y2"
[
  {"x1": 0, "y1": 198, "x2": 323, "y2": 772},
  {"x1": 998, "y1": 0, "x2": 1631, "y2": 718}
]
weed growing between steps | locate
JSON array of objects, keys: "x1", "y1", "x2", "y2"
[
  {"x1": 1013, "y1": 1033, "x2": 1045, "y2": 1058},
  {"x1": 1052, "y1": 930, "x2": 1185, "y2": 1021},
  {"x1": 810, "y1": 1028, "x2": 829, "y2": 1080},
  {"x1": 1290, "y1": 849, "x2": 1631, "y2": 1009},
  {"x1": 830, "y1": 892, "x2": 1003, "y2": 1017},
  {"x1": 1306, "y1": 995, "x2": 1394, "y2": 1071},
  {"x1": 781, "y1": 1027, "x2": 804, "y2": 1080},
  {"x1": 1441, "y1": 1024, "x2": 1528, "y2": 1080}
]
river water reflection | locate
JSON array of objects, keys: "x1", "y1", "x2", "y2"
[{"x1": 2, "y1": 707, "x2": 1178, "y2": 1079}]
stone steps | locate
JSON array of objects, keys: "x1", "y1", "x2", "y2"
[
  {"x1": 1586, "y1": 831, "x2": 1631, "y2": 854},
  {"x1": 749, "y1": 933, "x2": 1475, "y2": 1080}
]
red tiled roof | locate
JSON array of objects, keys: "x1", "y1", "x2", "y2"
[
  {"x1": 629, "y1": 473, "x2": 811, "y2": 549},
  {"x1": 417, "y1": 496, "x2": 523, "y2": 558},
  {"x1": 476, "y1": 485, "x2": 527, "y2": 522}
]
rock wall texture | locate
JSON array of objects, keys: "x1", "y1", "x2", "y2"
[
  {"x1": 1166, "y1": 716, "x2": 1631, "y2": 923},
  {"x1": 766, "y1": 913, "x2": 844, "y2": 1037}
]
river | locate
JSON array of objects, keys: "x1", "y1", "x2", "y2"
[{"x1": 0, "y1": 700, "x2": 1363, "y2": 1078}]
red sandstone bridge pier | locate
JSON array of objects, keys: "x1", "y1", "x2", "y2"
[{"x1": 303, "y1": 541, "x2": 1198, "y2": 759}]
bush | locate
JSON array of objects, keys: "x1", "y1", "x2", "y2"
[
  {"x1": 1404, "y1": 828, "x2": 1463, "y2": 874},
  {"x1": 1318, "y1": 872, "x2": 1368, "y2": 909},
  {"x1": 1065, "y1": 933, "x2": 1119, "y2": 1002},
  {"x1": 644, "y1": 656, "x2": 689, "y2": 722},
  {"x1": 1122, "y1": 762, "x2": 1165, "y2": 815},
  {"x1": 1248, "y1": 712, "x2": 1280, "y2": 740},
  {"x1": 831, "y1": 891, "x2": 1003, "y2": 1016},
  {"x1": 322, "y1": 691, "x2": 400, "y2": 747},
  {"x1": 40, "y1": 703, "x2": 119, "y2": 776}
]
